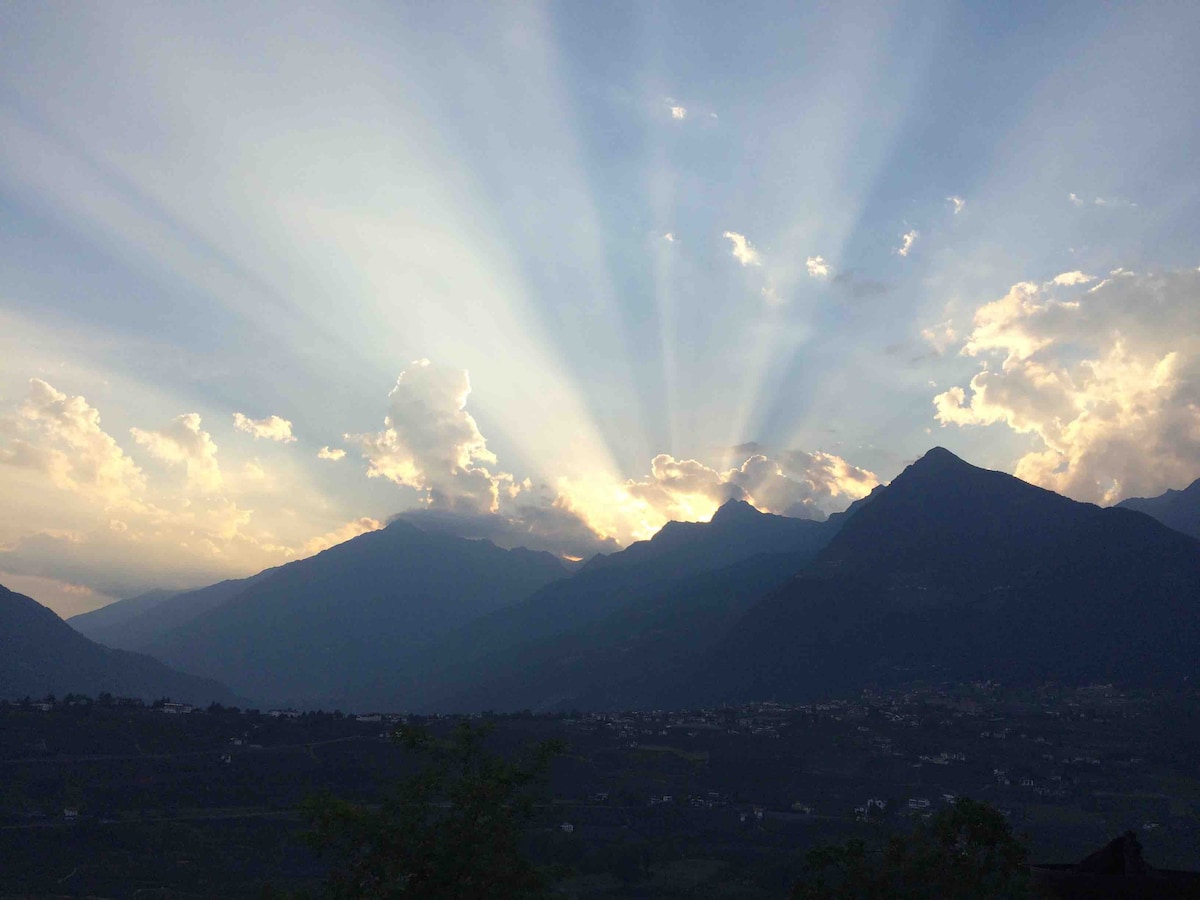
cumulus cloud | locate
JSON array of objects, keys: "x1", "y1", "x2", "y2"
[
  {"x1": 0, "y1": 378, "x2": 382, "y2": 604},
  {"x1": 723, "y1": 231, "x2": 761, "y2": 267},
  {"x1": 131, "y1": 413, "x2": 223, "y2": 492},
  {"x1": 1051, "y1": 271, "x2": 1094, "y2": 286},
  {"x1": 232, "y1": 412, "x2": 296, "y2": 442},
  {"x1": 670, "y1": 105, "x2": 687, "y2": 120},
  {"x1": 345, "y1": 360, "x2": 506, "y2": 513},
  {"x1": 806, "y1": 255, "x2": 831, "y2": 278},
  {"x1": 317, "y1": 446, "x2": 346, "y2": 461},
  {"x1": 1068, "y1": 192, "x2": 1085, "y2": 207},
  {"x1": 920, "y1": 321, "x2": 959, "y2": 355},
  {"x1": 558, "y1": 449, "x2": 879, "y2": 546},
  {"x1": 0, "y1": 378, "x2": 145, "y2": 507},
  {"x1": 947, "y1": 196, "x2": 966, "y2": 215},
  {"x1": 933, "y1": 269, "x2": 1200, "y2": 504},
  {"x1": 896, "y1": 229, "x2": 919, "y2": 257},
  {"x1": 663, "y1": 232, "x2": 676, "y2": 243}
]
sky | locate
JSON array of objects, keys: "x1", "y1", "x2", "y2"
[{"x1": 2, "y1": 1, "x2": 1199, "y2": 616}]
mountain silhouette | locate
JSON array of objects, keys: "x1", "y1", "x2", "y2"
[
  {"x1": 359, "y1": 499, "x2": 835, "y2": 711},
  {"x1": 140, "y1": 520, "x2": 567, "y2": 707},
  {"x1": 69, "y1": 574, "x2": 273, "y2": 652},
  {"x1": 0, "y1": 584, "x2": 239, "y2": 705},
  {"x1": 1117, "y1": 477, "x2": 1200, "y2": 541},
  {"x1": 683, "y1": 447, "x2": 1200, "y2": 705}
]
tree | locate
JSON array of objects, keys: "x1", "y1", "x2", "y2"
[
  {"x1": 303, "y1": 721, "x2": 564, "y2": 899},
  {"x1": 792, "y1": 798, "x2": 1036, "y2": 899}
]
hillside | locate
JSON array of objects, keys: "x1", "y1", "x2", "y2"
[
  {"x1": 0, "y1": 584, "x2": 240, "y2": 705},
  {"x1": 142, "y1": 520, "x2": 567, "y2": 707},
  {"x1": 1117, "y1": 477, "x2": 1200, "y2": 541}
]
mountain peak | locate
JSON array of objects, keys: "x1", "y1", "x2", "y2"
[{"x1": 710, "y1": 498, "x2": 763, "y2": 526}]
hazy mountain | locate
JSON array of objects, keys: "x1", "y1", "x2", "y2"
[
  {"x1": 67, "y1": 589, "x2": 180, "y2": 645},
  {"x1": 69, "y1": 574, "x2": 272, "y2": 652},
  {"x1": 681, "y1": 447, "x2": 1200, "y2": 705},
  {"x1": 142, "y1": 520, "x2": 567, "y2": 707},
  {"x1": 355, "y1": 500, "x2": 835, "y2": 711},
  {"x1": 1117, "y1": 477, "x2": 1200, "y2": 541},
  {"x1": 0, "y1": 584, "x2": 239, "y2": 705}
]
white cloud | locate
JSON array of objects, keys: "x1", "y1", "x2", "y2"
[
  {"x1": 557, "y1": 448, "x2": 879, "y2": 545},
  {"x1": 663, "y1": 232, "x2": 676, "y2": 243},
  {"x1": 722, "y1": 231, "x2": 761, "y2": 267},
  {"x1": 131, "y1": 413, "x2": 223, "y2": 492},
  {"x1": 670, "y1": 105, "x2": 687, "y2": 120},
  {"x1": 232, "y1": 412, "x2": 296, "y2": 442},
  {"x1": 0, "y1": 378, "x2": 145, "y2": 507},
  {"x1": 896, "y1": 229, "x2": 919, "y2": 257},
  {"x1": 947, "y1": 196, "x2": 966, "y2": 215},
  {"x1": 920, "y1": 321, "x2": 959, "y2": 355},
  {"x1": 345, "y1": 360, "x2": 504, "y2": 513},
  {"x1": 317, "y1": 446, "x2": 346, "y2": 461},
  {"x1": 761, "y1": 283, "x2": 781, "y2": 305},
  {"x1": 933, "y1": 269, "x2": 1200, "y2": 504},
  {"x1": 1051, "y1": 270, "x2": 1094, "y2": 286},
  {"x1": 806, "y1": 255, "x2": 831, "y2": 278},
  {"x1": 1068, "y1": 193, "x2": 1085, "y2": 207}
]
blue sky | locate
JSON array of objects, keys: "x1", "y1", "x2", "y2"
[{"x1": 2, "y1": 2, "x2": 1199, "y2": 614}]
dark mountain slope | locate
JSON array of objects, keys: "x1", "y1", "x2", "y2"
[
  {"x1": 0, "y1": 584, "x2": 239, "y2": 705},
  {"x1": 69, "y1": 574, "x2": 272, "y2": 652},
  {"x1": 424, "y1": 551, "x2": 807, "y2": 713},
  {"x1": 683, "y1": 448, "x2": 1200, "y2": 705},
  {"x1": 1118, "y1": 477, "x2": 1200, "y2": 541},
  {"x1": 355, "y1": 501, "x2": 834, "y2": 712},
  {"x1": 144, "y1": 520, "x2": 566, "y2": 707}
]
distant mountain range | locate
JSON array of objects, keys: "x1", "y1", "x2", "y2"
[
  {"x1": 42, "y1": 447, "x2": 1200, "y2": 712},
  {"x1": 122, "y1": 521, "x2": 566, "y2": 707},
  {"x1": 1118, "y1": 477, "x2": 1200, "y2": 541},
  {"x1": 0, "y1": 585, "x2": 239, "y2": 705}
]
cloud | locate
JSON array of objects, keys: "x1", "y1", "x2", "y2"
[
  {"x1": 670, "y1": 105, "x2": 687, "y2": 120},
  {"x1": 722, "y1": 231, "x2": 761, "y2": 267},
  {"x1": 896, "y1": 229, "x2": 919, "y2": 257},
  {"x1": 933, "y1": 269, "x2": 1200, "y2": 504},
  {"x1": 0, "y1": 378, "x2": 145, "y2": 507},
  {"x1": 345, "y1": 360, "x2": 506, "y2": 514},
  {"x1": 131, "y1": 413, "x2": 223, "y2": 492},
  {"x1": 557, "y1": 449, "x2": 879, "y2": 545},
  {"x1": 1068, "y1": 193, "x2": 1085, "y2": 207},
  {"x1": 317, "y1": 446, "x2": 346, "y2": 461},
  {"x1": 920, "y1": 321, "x2": 959, "y2": 355},
  {"x1": 663, "y1": 232, "x2": 676, "y2": 243},
  {"x1": 761, "y1": 283, "x2": 781, "y2": 305},
  {"x1": 232, "y1": 412, "x2": 296, "y2": 442},
  {"x1": 947, "y1": 196, "x2": 966, "y2": 215},
  {"x1": 806, "y1": 255, "x2": 831, "y2": 278},
  {"x1": 1050, "y1": 270, "x2": 1094, "y2": 286},
  {"x1": 0, "y1": 378, "x2": 384, "y2": 603}
]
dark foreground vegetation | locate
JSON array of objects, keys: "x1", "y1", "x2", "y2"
[{"x1": 1, "y1": 681, "x2": 1197, "y2": 897}]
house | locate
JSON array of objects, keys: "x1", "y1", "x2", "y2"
[
  {"x1": 159, "y1": 702, "x2": 194, "y2": 715},
  {"x1": 63, "y1": 808, "x2": 79, "y2": 821},
  {"x1": 560, "y1": 822, "x2": 574, "y2": 833},
  {"x1": 908, "y1": 798, "x2": 931, "y2": 810}
]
